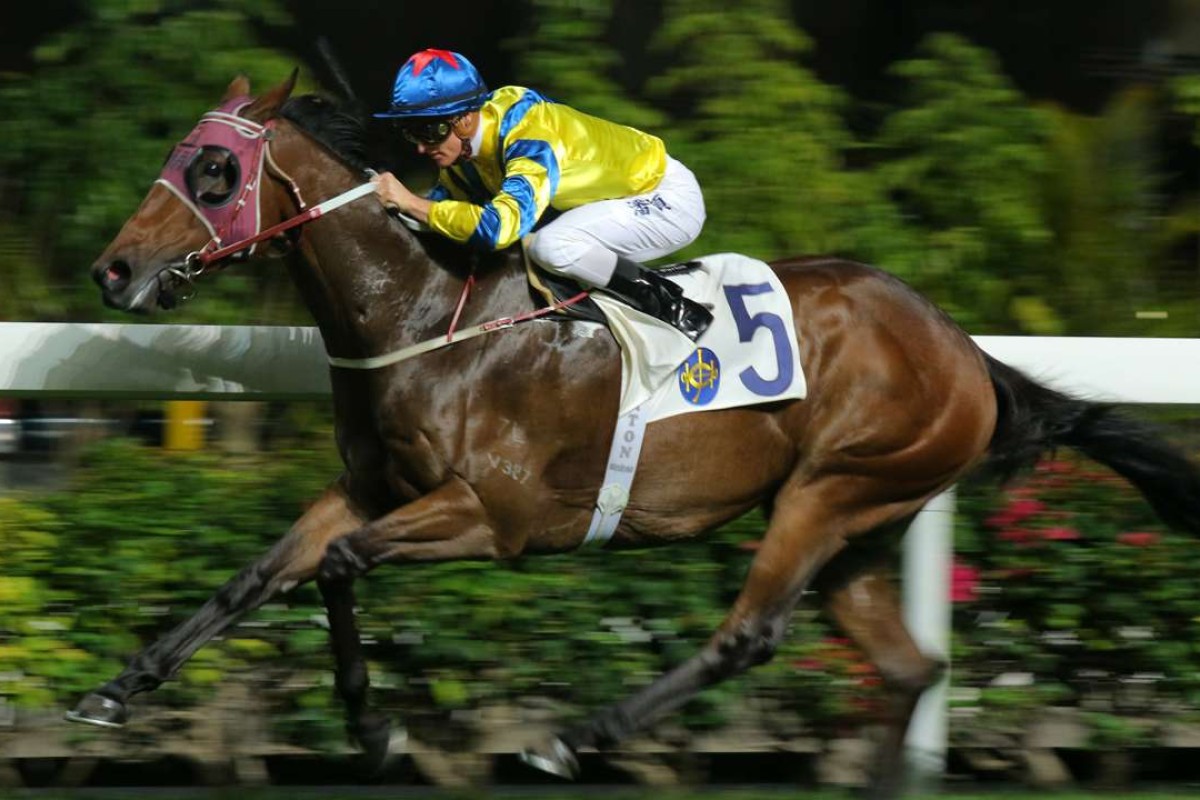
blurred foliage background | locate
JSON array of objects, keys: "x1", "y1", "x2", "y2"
[
  {"x1": 3, "y1": 0, "x2": 1200, "y2": 333},
  {"x1": 2, "y1": 0, "x2": 1200, "y2": 776}
]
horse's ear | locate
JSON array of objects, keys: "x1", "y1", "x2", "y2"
[
  {"x1": 223, "y1": 75, "x2": 252, "y2": 102},
  {"x1": 242, "y1": 68, "x2": 299, "y2": 122}
]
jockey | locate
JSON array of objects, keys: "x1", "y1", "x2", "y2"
[{"x1": 372, "y1": 48, "x2": 712, "y2": 341}]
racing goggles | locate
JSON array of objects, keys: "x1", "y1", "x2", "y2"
[{"x1": 399, "y1": 117, "x2": 457, "y2": 146}]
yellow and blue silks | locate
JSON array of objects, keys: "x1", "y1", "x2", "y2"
[{"x1": 425, "y1": 87, "x2": 667, "y2": 250}]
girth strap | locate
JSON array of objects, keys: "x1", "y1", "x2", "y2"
[{"x1": 580, "y1": 394, "x2": 658, "y2": 548}]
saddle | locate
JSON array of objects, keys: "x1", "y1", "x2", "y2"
[{"x1": 523, "y1": 257, "x2": 704, "y2": 325}]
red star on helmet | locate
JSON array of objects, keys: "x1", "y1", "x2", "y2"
[{"x1": 408, "y1": 49, "x2": 460, "y2": 77}]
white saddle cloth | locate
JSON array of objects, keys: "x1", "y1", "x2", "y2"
[{"x1": 590, "y1": 252, "x2": 807, "y2": 423}]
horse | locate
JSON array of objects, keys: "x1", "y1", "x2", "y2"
[{"x1": 69, "y1": 72, "x2": 1200, "y2": 798}]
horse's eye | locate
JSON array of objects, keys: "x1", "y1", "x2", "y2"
[{"x1": 185, "y1": 145, "x2": 241, "y2": 208}]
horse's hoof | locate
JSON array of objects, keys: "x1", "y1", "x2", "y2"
[
  {"x1": 64, "y1": 693, "x2": 128, "y2": 728},
  {"x1": 520, "y1": 736, "x2": 580, "y2": 780},
  {"x1": 353, "y1": 718, "x2": 408, "y2": 777}
]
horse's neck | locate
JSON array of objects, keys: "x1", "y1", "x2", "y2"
[
  {"x1": 265, "y1": 122, "x2": 539, "y2": 359},
  {"x1": 272, "y1": 151, "x2": 530, "y2": 359}
]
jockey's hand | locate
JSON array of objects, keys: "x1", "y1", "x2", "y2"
[
  {"x1": 372, "y1": 171, "x2": 411, "y2": 213},
  {"x1": 372, "y1": 172, "x2": 433, "y2": 224}
]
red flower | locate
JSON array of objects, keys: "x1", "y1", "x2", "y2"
[
  {"x1": 950, "y1": 560, "x2": 980, "y2": 603},
  {"x1": 986, "y1": 498, "x2": 1046, "y2": 529},
  {"x1": 1008, "y1": 498, "x2": 1046, "y2": 520},
  {"x1": 1042, "y1": 526, "x2": 1082, "y2": 541},
  {"x1": 1118, "y1": 531, "x2": 1159, "y2": 547},
  {"x1": 998, "y1": 528, "x2": 1035, "y2": 544}
]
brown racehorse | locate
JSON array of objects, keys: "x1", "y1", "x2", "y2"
[{"x1": 69, "y1": 73, "x2": 1200, "y2": 798}]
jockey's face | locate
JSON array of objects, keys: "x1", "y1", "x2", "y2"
[
  {"x1": 416, "y1": 131, "x2": 464, "y2": 168},
  {"x1": 400, "y1": 116, "x2": 467, "y2": 168}
]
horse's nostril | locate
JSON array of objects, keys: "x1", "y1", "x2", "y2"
[{"x1": 98, "y1": 261, "x2": 131, "y2": 291}]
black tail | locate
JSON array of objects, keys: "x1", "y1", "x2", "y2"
[{"x1": 984, "y1": 353, "x2": 1200, "y2": 534}]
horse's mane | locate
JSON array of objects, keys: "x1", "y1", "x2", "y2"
[
  {"x1": 280, "y1": 94, "x2": 370, "y2": 173},
  {"x1": 277, "y1": 93, "x2": 520, "y2": 280}
]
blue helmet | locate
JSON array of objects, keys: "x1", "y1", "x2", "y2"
[{"x1": 374, "y1": 49, "x2": 489, "y2": 119}]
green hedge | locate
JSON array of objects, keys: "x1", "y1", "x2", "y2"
[
  {"x1": 953, "y1": 452, "x2": 1200, "y2": 747},
  {"x1": 2, "y1": 427, "x2": 1198, "y2": 751}
]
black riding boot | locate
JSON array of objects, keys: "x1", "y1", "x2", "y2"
[{"x1": 603, "y1": 257, "x2": 713, "y2": 341}]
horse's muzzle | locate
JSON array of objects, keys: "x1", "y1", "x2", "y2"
[
  {"x1": 94, "y1": 260, "x2": 130, "y2": 296},
  {"x1": 92, "y1": 261, "x2": 159, "y2": 314}
]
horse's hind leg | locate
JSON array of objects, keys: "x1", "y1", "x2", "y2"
[
  {"x1": 813, "y1": 533, "x2": 945, "y2": 800},
  {"x1": 67, "y1": 480, "x2": 367, "y2": 728},
  {"x1": 524, "y1": 477, "x2": 901, "y2": 778}
]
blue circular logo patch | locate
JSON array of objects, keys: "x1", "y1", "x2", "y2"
[{"x1": 678, "y1": 347, "x2": 721, "y2": 405}]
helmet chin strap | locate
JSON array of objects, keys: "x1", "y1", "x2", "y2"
[
  {"x1": 450, "y1": 112, "x2": 477, "y2": 165},
  {"x1": 455, "y1": 136, "x2": 474, "y2": 164}
]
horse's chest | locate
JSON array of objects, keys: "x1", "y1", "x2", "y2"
[{"x1": 375, "y1": 425, "x2": 448, "y2": 497}]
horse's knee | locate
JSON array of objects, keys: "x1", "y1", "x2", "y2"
[
  {"x1": 215, "y1": 561, "x2": 267, "y2": 611},
  {"x1": 319, "y1": 536, "x2": 368, "y2": 583},
  {"x1": 710, "y1": 616, "x2": 787, "y2": 676}
]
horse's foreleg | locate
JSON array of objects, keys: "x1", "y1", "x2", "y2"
[
  {"x1": 67, "y1": 480, "x2": 366, "y2": 728},
  {"x1": 524, "y1": 481, "x2": 854, "y2": 778},
  {"x1": 297, "y1": 478, "x2": 499, "y2": 766},
  {"x1": 315, "y1": 476, "x2": 502, "y2": 583},
  {"x1": 317, "y1": 575, "x2": 404, "y2": 772},
  {"x1": 308, "y1": 477, "x2": 501, "y2": 769},
  {"x1": 815, "y1": 542, "x2": 945, "y2": 800}
]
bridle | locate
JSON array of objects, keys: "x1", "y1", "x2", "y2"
[{"x1": 153, "y1": 96, "x2": 373, "y2": 300}]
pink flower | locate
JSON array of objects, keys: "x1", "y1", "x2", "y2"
[
  {"x1": 793, "y1": 658, "x2": 823, "y2": 671},
  {"x1": 1008, "y1": 498, "x2": 1046, "y2": 521},
  {"x1": 950, "y1": 560, "x2": 980, "y2": 603},
  {"x1": 998, "y1": 528, "x2": 1035, "y2": 544},
  {"x1": 1118, "y1": 532, "x2": 1159, "y2": 547},
  {"x1": 1036, "y1": 460, "x2": 1075, "y2": 474},
  {"x1": 1042, "y1": 526, "x2": 1082, "y2": 541},
  {"x1": 986, "y1": 498, "x2": 1046, "y2": 529}
]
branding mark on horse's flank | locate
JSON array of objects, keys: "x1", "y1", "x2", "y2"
[
  {"x1": 497, "y1": 417, "x2": 528, "y2": 445},
  {"x1": 488, "y1": 452, "x2": 532, "y2": 484}
]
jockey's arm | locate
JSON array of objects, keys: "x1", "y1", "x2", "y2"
[
  {"x1": 372, "y1": 144, "x2": 557, "y2": 251},
  {"x1": 425, "y1": 158, "x2": 555, "y2": 250}
]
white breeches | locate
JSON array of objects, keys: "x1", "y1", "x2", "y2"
[{"x1": 525, "y1": 156, "x2": 706, "y2": 286}]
